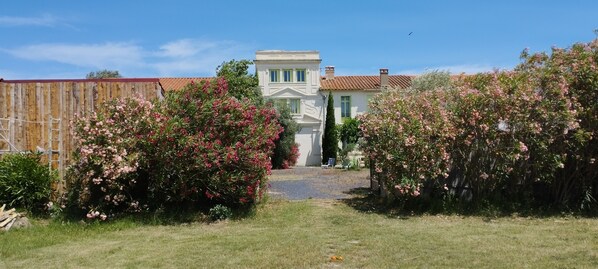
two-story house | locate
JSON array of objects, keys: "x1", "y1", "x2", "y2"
[
  {"x1": 254, "y1": 51, "x2": 325, "y2": 166},
  {"x1": 255, "y1": 50, "x2": 412, "y2": 166}
]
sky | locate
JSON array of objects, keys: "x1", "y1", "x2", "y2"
[{"x1": 0, "y1": 1, "x2": 596, "y2": 79}]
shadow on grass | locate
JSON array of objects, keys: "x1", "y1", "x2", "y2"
[
  {"x1": 340, "y1": 187, "x2": 403, "y2": 217},
  {"x1": 340, "y1": 187, "x2": 597, "y2": 219},
  {"x1": 57, "y1": 203, "x2": 259, "y2": 227}
]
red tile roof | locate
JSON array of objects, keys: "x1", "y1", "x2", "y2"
[
  {"x1": 159, "y1": 77, "x2": 212, "y2": 91},
  {"x1": 320, "y1": 75, "x2": 413, "y2": 91}
]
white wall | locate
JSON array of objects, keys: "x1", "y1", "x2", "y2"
[
  {"x1": 295, "y1": 125, "x2": 323, "y2": 166},
  {"x1": 330, "y1": 91, "x2": 376, "y2": 124},
  {"x1": 255, "y1": 51, "x2": 324, "y2": 166}
]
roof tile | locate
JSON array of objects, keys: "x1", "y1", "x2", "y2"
[
  {"x1": 159, "y1": 77, "x2": 212, "y2": 91},
  {"x1": 320, "y1": 75, "x2": 412, "y2": 91}
]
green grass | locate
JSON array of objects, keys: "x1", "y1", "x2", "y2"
[{"x1": 1, "y1": 199, "x2": 597, "y2": 268}]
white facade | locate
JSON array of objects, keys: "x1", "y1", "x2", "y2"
[
  {"x1": 255, "y1": 51, "x2": 324, "y2": 166},
  {"x1": 330, "y1": 91, "x2": 376, "y2": 125}
]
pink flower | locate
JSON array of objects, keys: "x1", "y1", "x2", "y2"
[{"x1": 518, "y1": 142, "x2": 528, "y2": 152}]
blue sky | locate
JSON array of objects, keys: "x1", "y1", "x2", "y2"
[{"x1": 0, "y1": 1, "x2": 596, "y2": 79}]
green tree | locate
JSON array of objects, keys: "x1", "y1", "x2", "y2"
[
  {"x1": 271, "y1": 102, "x2": 300, "y2": 169},
  {"x1": 216, "y1": 59, "x2": 262, "y2": 102},
  {"x1": 322, "y1": 92, "x2": 338, "y2": 164},
  {"x1": 86, "y1": 69, "x2": 122, "y2": 79},
  {"x1": 339, "y1": 117, "x2": 360, "y2": 146},
  {"x1": 410, "y1": 70, "x2": 454, "y2": 92},
  {"x1": 215, "y1": 60, "x2": 299, "y2": 169}
]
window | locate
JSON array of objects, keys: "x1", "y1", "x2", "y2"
[
  {"x1": 269, "y1": 69, "x2": 279, "y2": 82},
  {"x1": 283, "y1": 69, "x2": 293, "y2": 82},
  {"x1": 296, "y1": 69, "x2": 306, "y2": 82},
  {"x1": 341, "y1": 96, "x2": 351, "y2": 118},
  {"x1": 274, "y1": 98, "x2": 301, "y2": 115},
  {"x1": 289, "y1": 99, "x2": 300, "y2": 114}
]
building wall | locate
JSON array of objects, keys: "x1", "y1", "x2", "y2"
[
  {"x1": 255, "y1": 51, "x2": 324, "y2": 166},
  {"x1": 331, "y1": 91, "x2": 377, "y2": 124}
]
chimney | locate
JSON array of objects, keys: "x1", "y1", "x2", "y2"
[
  {"x1": 325, "y1": 66, "x2": 335, "y2": 80},
  {"x1": 380, "y1": 68, "x2": 389, "y2": 88}
]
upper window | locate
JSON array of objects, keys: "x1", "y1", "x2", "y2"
[
  {"x1": 341, "y1": 96, "x2": 351, "y2": 118},
  {"x1": 270, "y1": 69, "x2": 280, "y2": 82},
  {"x1": 296, "y1": 69, "x2": 306, "y2": 82},
  {"x1": 283, "y1": 69, "x2": 293, "y2": 82},
  {"x1": 269, "y1": 68, "x2": 305, "y2": 83}
]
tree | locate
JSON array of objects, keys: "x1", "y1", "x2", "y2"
[
  {"x1": 216, "y1": 59, "x2": 262, "y2": 102},
  {"x1": 271, "y1": 102, "x2": 300, "y2": 169},
  {"x1": 86, "y1": 69, "x2": 122, "y2": 79},
  {"x1": 339, "y1": 117, "x2": 360, "y2": 146},
  {"x1": 410, "y1": 70, "x2": 454, "y2": 92},
  {"x1": 322, "y1": 92, "x2": 338, "y2": 164}
]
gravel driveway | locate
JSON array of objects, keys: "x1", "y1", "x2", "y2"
[{"x1": 268, "y1": 167, "x2": 370, "y2": 200}]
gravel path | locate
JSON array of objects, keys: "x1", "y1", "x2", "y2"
[{"x1": 268, "y1": 167, "x2": 370, "y2": 200}]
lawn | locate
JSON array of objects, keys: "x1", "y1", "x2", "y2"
[{"x1": 1, "y1": 198, "x2": 597, "y2": 269}]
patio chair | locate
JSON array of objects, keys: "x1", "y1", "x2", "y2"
[{"x1": 321, "y1": 158, "x2": 335, "y2": 169}]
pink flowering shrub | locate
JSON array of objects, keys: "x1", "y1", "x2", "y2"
[
  {"x1": 359, "y1": 89, "x2": 456, "y2": 201},
  {"x1": 281, "y1": 144, "x2": 300, "y2": 169},
  {"x1": 518, "y1": 40, "x2": 598, "y2": 209},
  {"x1": 67, "y1": 97, "x2": 155, "y2": 219},
  {"x1": 146, "y1": 79, "x2": 281, "y2": 206},
  {"x1": 361, "y1": 39, "x2": 598, "y2": 212},
  {"x1": 452, "y1": 71, "x2": 576, "y2": 203},
  {"x1": 67, "y1": 79, "x2": 282, "y2": 220}
]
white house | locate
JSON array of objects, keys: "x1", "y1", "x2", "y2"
[
  {"x1": 255, "y1": 50, "x2": 412, "y2": 166},
  {"x1": 320, "y1": 66, "x2": 411, "y2": 125},
  {"x1": 254, "y1": 51, "x2": 325, "y2": 166}
]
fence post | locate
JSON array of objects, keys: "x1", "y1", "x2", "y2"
[{"x1": 48, "y1": 116, "x2": 52, "y2": 170}]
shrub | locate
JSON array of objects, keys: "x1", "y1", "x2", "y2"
[
  {"x1": 271, "y1": 101, "x2": 300, "y2": 169},
  {"x1": 361, "y1": 39, "x2": 598, "y2": 213},
  {"x1": 146, "y1": 79, "x2": 281, "y2": 208},
  {"x1": 0, "y1": 153, "x2": 56, "y2": 213},
  {"x1": 517, "y1": 40, "x2": 598, "y2": 210},
  {"x1": 360, "y1": 89, "x2": 456, "y2": 198},
  {"x1": 209, "y1": 204, "x2": 232, "y2": 221},
  {"x1": 451, "y1": 71, "x2": 575, "y2": 205},
  {"x1": 67, "y1": 78, "x2": 282, "y2": 221},
  {"x1": 66, "y1": 96, "x2": 156, "y2": 220},
  {"x1": 339, "y1": 117, "x2": 360, "y2": 146}
]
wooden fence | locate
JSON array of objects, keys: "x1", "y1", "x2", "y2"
[{"x1": 0, "y1": 79, "x2": 163, "y2": 184}]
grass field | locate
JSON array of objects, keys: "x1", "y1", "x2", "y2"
[{"x1": 1, "y1": 198, "x2": 597, "y2": 269}]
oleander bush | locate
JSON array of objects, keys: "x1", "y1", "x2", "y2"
[
  {"x1": 361, "y1": 39, "x2": 598, "y2": 213},
  {"x1": 0, "y1": 152, "x2": 56, "y2": 214},
  {"x1": 67, "y1": 78, "x2": 282, "y2": 220},
  {"x1": 66, "y1": 96, "x2": 157, "y2": 220},
  {"x1": 360, "y1": 89, "x2": 456, "y2": 201},
  {"x1": 146, "y1": 79, "x2": 281, "y2": 207}
]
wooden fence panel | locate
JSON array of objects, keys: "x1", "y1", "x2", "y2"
[{"x1": 0, "y1": 79, "x2": 162, "y2": 185}]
